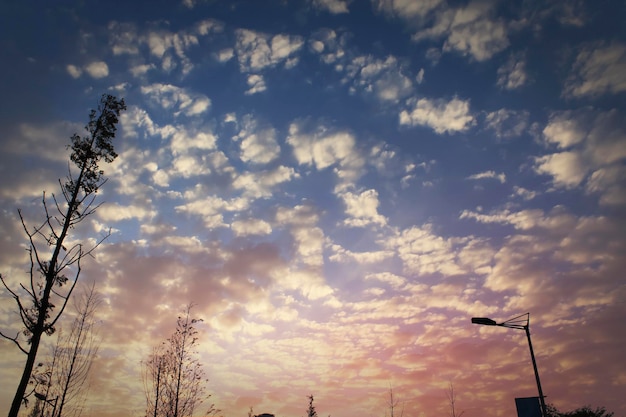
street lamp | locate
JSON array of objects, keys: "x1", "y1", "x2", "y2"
[{"x1": 471, "y1": 313, "x2": 548, "y2": 417}]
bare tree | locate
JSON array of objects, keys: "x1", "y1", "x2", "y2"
[
  {"x1": 143, "y1": 305, "x2": 217, "y2": 417},
  {"x1": 385, "y1": 386, "x2": 403, "y2": 417},
  {"x1": 446, "y1": 383, "x2": 464, "y2": 417},
  {"x1": 0, "y1": 94, "x2": 126, "y2": 417},
  {"x1": 47, "y1": 284, "x2": 101, "y2": 417}
]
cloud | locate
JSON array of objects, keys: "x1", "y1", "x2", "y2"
[
  {"x1": 344, "y1": 55, "x2": 414, "y2": 102},
  {"x1": 485, "y1": 108, "x2": 529, "y2": 138},
  {"x1": 542, "y1": 112, "x2": 586, "y2": 148},
  {"x1": 312, "y1": 0, "x2": 350, "y2": 14},
  {"x1": 66, "y1": 62, "x2": 109, "y2": 79},
  {"x1": 141, "y1": 83, "x2": 211, "y2": 117},
  {"x1": 329, "y1": 245, "x2": 394, "y2": 264},
  {"x1": 66, "y1": 64, "x2": 82, "y2": 78},
  {"x1": 497, "y1": 52, "x2": 529, "y2": 90},
  {"x1": 564, "y1": 42, "x2": 626, "y2": 97},
  {"x1": 287, "y1": 121, "x2": 364, "y2": 192},
  {"x1": 534, "y1": 151, "x2": 586, "y2": 188},
  {"x1": 85, "y1": 61, "x2": 109, "y2": 78},
  {"x1": 412, "y1": 1, "x2": 510, "y2": 61},
  {"x1": 383, "y1": 225, "x2": 487, "y2": 277},
  {"x1": 373, "y1": 0, "x2": 444, "y2": 19},
  {"x1": 235, "y1": 29, "x2": 304, "y2": 73},
  {"x1": 231, "y1": 218, "x2": 273, "y2": 236},
  {"x1": 466, "y1": 171, "x2": 506, "y2": 184},
  {"x1": 245, "y1": 74, "x2": 267, "y2": 95},
  {"x1": 339, "y1": 189, "x2": 388, "y2": 227},
  {"x1": 107, "y1": 19, "x2": 224, "y2": 75},
  {"x1": 97, "y1": 203, "x2": 156, "y2": 222},
  {"x1": 534, "y1": 108, "x2": 626, "y2": 194},
  {"x1": 400, "y1": 97, "x2": 474, "y2": 133},
  {"x1": 233, "y1": 166, "x2": 299, "y2": 199},
  {"x1": 235, "y1": 115, "x2": 280, "y2": 164}
]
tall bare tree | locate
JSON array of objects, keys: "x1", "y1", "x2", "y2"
[
  {"x1": 143, "y1": 305, "x2": 217, "y2": 417},
  {"x1": 0, "y1": 94, "x2": 126, "y2": 417}
]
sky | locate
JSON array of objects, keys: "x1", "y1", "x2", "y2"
[{"x1": 0, "y1": 0, "x2": 625, "y2": 417}]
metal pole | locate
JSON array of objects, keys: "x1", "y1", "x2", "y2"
[{"x1": 525, "y1": 325, "x2": 548, "y2": 417}]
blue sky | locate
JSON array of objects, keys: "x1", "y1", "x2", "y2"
[{"x1": 1, "y1": 1, "x2": 625, "y2": 417}]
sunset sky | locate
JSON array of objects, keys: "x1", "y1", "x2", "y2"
[{"x1": 1, "y1": 1, "x2": 625, "y2": 417}]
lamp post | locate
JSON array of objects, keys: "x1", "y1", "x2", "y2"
[{"x1": 471, "y1": 313, "x2": 548, "y2": 417}]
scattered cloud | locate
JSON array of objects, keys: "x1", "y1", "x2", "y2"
[
  {"x1": 312, "y1": 0, "x2": 350, "y2": 14},
  {"x1": 497, "y1": 52, "x2": 529, "y2": 89},
  {"x1": 400, "y1": 97, "x2": 474, "y2": 133},
  {"x1": 412, "y1": 1, "x2": 510, "y2": 61},
  {"x1": 234, "y1": 115, "x2": 281, "y2": 164},
  {"x1": 339, "y1": 189, "x2": 388, "y2": 227},
  {"x1": 564, "y1": 42, "x2": 626, "y2": 97},
  {"x1": 235, "y1": 29, "x2": 304, "y2": 73},
  {"x1": 287, "y1": 121, "x2": 365, "y2": 192},
  {"x1": 485, "y1": 108, "x2": 529, "y2": 138},
  {"x1": 141, "y1": 83, "x2": 211, "y2": 117}
]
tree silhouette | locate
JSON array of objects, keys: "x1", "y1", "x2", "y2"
[
  {"x1": 547, "y1": 404, "x2": 614, "y2": 417},
  {"x1": 0, "y1": 94, "x2": 126, "y2": 417},
  {"x1": 306, "y1": 395, "x2": 317, "y2": 417},
  {"x1": 143, "y1": 305, "x2": 217, "y2": 417}
]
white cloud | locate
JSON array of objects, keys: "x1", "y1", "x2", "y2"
[
  {"x1": 97, "y1": 203, "x2": 156, "y2": 222},
  {"x1": 412, "y1": 1, "x2": 509, "y2": 62},
  {"x1": 66, "y1": 64, "x2": 82, "y2": 78},
  {"x1": 535, "y1": 108, "x2": 626, "y2": 193},
  {"x1": 373, "y1": 0, "x2": 444, "y2": 18},
  {"x1": 586, "y1": 166, "x2": 626, "y2": 206},
  {"x1": 330, "y1": 245, "x2": 393, "y2": 263},
  {"x1": 216, "y1": 48, "x2": 234, "y2": 63},
  {"x1": 231, "y1": 218, "x2": 272, "y2": 236},
  {"x1": 312, "y1": 0, "x2": 350, "y2": 14},
  {"x1": 485, "y1": 109, "x2": 529, "y2": 138},
  {"x1": 235, "y1": 116, "x2": 280, "y2": 164},
  {"x1": 564, "y1": 42, "x2": 626, "y2": 97},
  {"x1": 339, "y1": 189, "x2": 388, "y2": 227},
  {"x1": 466, "y1": 171, "x2": 506, "y2": 184},
  {"x1": 287, "y1": 122, "x2": 364, "y2": 192},
  {"x1": 245, "y1": 74, "x2": 267, "y2": 95},
  {"x1": 344, "y1": 55, "x2": 414, "y2": 102},
  {"x1": 400, "y1": 97, "x2": 474, "y2": 134},
  {"x1": 543, "y1": 112, "x2": 586, "y2": 148},
  {"x1": 170, "y1": 128, "x2": 217, "y2": 156},
  {"x1": 497, "y1": 52, "x2": 529, "y2": 90},
  {"x1": 85, "y1": 61, "x2": 109, "y2": 78},
  {"x1": 235, "y1": 29, "x2": 303, "y2": 73},
  {"x1": 534, "y1": 151, "x2": 586, "y2": 188},
  {"x1": 384, "y1": 225, "x2": 471, "y2": 276},
  {"x1": 309, "y1": 28, "x2": 347, "y2": 65},
  {"x1": 233, "y1": 166, "x2": 298, "y2": 199},
  {"x1": 141, "y1": 83, "x2": 211, "y2": 117}
]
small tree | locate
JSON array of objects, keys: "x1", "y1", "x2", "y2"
[
  {"x1": 306, "y1": 395, "x2": 317, "y2": 417},
  {"x1": 143, "y1": 305, "x2": 217, "y2": 417},
  {"x1": 446, "y1": 383, "x2": 464, "y2": 417},
  {"x1": 385, "y1": 386, "x2": 403, "y2": 417},
  {"x1": 547, "y1": 404, "x2": 614, "y2": 417},
  {"x1": 0, "y1": 94, "x2": 126, "y2": 417}
]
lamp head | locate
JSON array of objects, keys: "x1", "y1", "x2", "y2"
[{"x1": 471, "y1": 317, "x2": 498, "y2": 326}]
